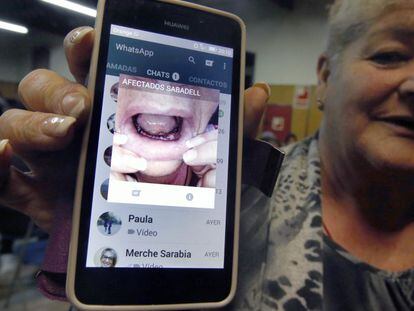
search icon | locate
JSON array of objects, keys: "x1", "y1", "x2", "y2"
[{"x1": 188, "y1": 56, "x2": 195, "y2": 64}]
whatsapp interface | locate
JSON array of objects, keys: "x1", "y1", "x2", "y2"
[{"x1": 86, "y1": 24, "x2": 234, "y2": 268}]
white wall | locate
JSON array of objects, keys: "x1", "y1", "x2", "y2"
[
  {"x1": 244, "y1": 0, "x2": 329, "y2": 85},
  {"x1": 48, "y1": 1, "x2": 329, "y2": 85},
  {"x1": 0, "y1": 0, "x2": 329, "y2": 86}
]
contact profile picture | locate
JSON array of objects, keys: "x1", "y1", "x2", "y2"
[
  {"x1": 95, "y1": 247, "x2": 117, "y2": 268},
  {"x1": 110, "y1": 82, "x2": 119, "y2": 102},
  {"x1": 107, "y1": 113, "x2": 115, "y2": 134},
  {"x1": 104, "y1": 146, "x2": 112, "y2": 166},
  {"x1": 97, "y1": 211, "x2": 122, "y2": 236},
  {"x1": 100, "y1": 179, "x2": 109, "y2": 200}
]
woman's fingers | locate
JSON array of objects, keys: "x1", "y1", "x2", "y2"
[
  {"x1": 0, "y1": 168, "x2": 55, "y2": 232},
  {"x1": 198, "y1": 169, "x2": 216, "y2": 188},
  {"x1": 18, "y1": 69, "x2": 90, "y2": 123},
  {"x1": 0, "y1": 139, "x2": 12, "y2": 188},
  {"x1": 0, "y1": 140, "x2": 54, "y2": 232},
  {"x1": 244, "y1": 83, "x2": 271, "y2": 138},
  {"x1": 183, "y1": 140, "x2": 217, "y2": 167},
  {"x1": 0, "y1": 26, "x2": 95, "y2": 234},
  {"x1": 113, "y1": 133, "x2": 128, "y2": 145},
  {"x1": 64, "y1": 26, "x2": 95, "y2": 84},
  {"x1": 0, "y1": 109, "x2": 76, "y2": 153},
  {"x1": 185, "y1": 129, "x2": 218, "y2": 149},
  {"x1": 111, "y1": 144, "x2": 147, "y2": 173}
]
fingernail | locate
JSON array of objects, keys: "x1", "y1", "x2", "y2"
[
  {"x1": 62, "y1": 93, "x2": 85, "y2": 118},
  {"x1": 253, "y1": 82, "x2": 271, "y2": 98},
  {"x1": 0, "y1": 139, "x2": 9, "y2": 154},
  {"x1": 113, "y1": 133, "x2": 128, "y2": 145},
  {"x1": 126, "y1": 156, "x2": 147, "y2": 171},
  {"x1": 42, "y1": 116, "x2": 76, "y2": 137},
  {"x1": 183, "y1": 149, "x2": 197, "y2": 163},
  {"x1": 186, "y1": 136, "x2": 205, "y2": 149},
  {"x1": 205, "y1": 124, "x2": 217, "y2": 132},
  {"x1": 69, "y1": 26, "x2": 93, "y2": 44}
]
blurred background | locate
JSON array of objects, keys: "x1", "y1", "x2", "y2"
[{"x1": 0, "y1": 0, "x2": 328, "y2": 310}]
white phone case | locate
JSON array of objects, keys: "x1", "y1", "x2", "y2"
[{"x1": 66, "y1": 0, "x2": 246, "y2": 309}]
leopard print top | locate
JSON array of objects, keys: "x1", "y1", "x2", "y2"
[{"x1": 226, "y1": 135, "x2": 323, "y2": 310}]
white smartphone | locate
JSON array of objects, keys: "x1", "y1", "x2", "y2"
[{"x1": 67, "y1": 0, "x2": 246, "y2": 309}]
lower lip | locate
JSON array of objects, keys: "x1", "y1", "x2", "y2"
[
  {"x1": 380, "y1": 120, "x2": 414, "y2": 139},
  {"x1": 123, "y1": 118, "x2": 193, "y2": 161}
]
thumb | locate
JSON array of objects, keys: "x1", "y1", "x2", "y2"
[
  {"x1": 243, "y1": 83, "x2": 271, "y2": 138},
  {"x1": 64, "y1": 26, "x2": 95, "y2": 84}
]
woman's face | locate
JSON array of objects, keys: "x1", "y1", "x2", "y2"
[
  {"x1": 101, "y1": 251, "x2": 115, "y2": 267},
  {"x1": 319, "y1": 7, "x2": 414, "y2": 176}
]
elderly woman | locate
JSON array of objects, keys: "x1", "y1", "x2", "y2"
[
  {"x1": 265, "y1": 0, "x2": 414, "y2": 309},
  {"x1": 1, "y1": 0, "x2": 414, "y2": 310},
  {"x1": 320, "y1": 1, "x2": 414, "y2": 309},
  {"x1": 233, "y1": 1, "x2": 414, "y2": 308},
  {"x1": 99, "y1": 248, "x2": 117, "y2": 268}
]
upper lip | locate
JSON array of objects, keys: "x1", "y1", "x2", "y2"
[
  {"x1": 377, "y1": 115, "x2": 414, "y2": 128},
  {"x1": 120, "y1": 104, "x2": 193, "y2": 132}
]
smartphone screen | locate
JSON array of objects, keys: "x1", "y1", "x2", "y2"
[
  {"x1": 86, "y1": 24, "x2": 234, "y2": 269},
  {"x1": 70, "y1": 1, "x2": 244, "y2": 305}
]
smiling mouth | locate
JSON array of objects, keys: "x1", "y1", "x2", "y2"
[
  {"x1": 132, "y1": 113, "x2": 183, "y2": 141},
  {"x1": 382, "y1": 117, "x2": 414, "y2": 130}
]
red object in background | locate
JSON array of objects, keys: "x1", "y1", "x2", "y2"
[
  {"x1": 262, "y1": 104, "x2": 292, "y2": 142},
  {"x1": 293, "y1": 86, "x2": 311, "y2": 109}
]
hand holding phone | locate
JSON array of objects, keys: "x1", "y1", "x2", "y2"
[{"x1": 0, "y1": 10, "x2": 271, "y2": 307}]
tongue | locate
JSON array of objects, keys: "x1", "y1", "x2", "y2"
[{"x1": 137, "y1": 114, "x2": 177, "y2": 135}]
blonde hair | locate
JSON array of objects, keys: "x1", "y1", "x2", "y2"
[{"x1": 326, "y1": 0, "x2": 414, "y2": 60}]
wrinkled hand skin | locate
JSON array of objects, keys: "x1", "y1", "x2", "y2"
[
  {"x1": 0, "y1": 26, "x2": 269, "y2": 233},
  {"x1": 0, "y1": 26, "x2": 94, "y2": 233}
]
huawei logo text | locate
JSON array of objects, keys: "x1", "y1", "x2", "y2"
[{"x1": 164, "y1": 20, "x2": 190, "y2": 31}]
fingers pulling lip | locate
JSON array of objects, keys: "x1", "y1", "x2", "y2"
[{"x1": 117, "y1": 103, "x2": 195, "y2": 162}]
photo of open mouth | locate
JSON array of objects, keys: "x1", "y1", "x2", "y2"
[
  {"x1": 132, "y1": 113, "x2": 183, "y2": 141},
  {"x1": 111, "y1": 74, "x2": 220, "y2": 187},
  {"x1": 117, "y1": 94, "x2": 199, "y2": 165}
]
